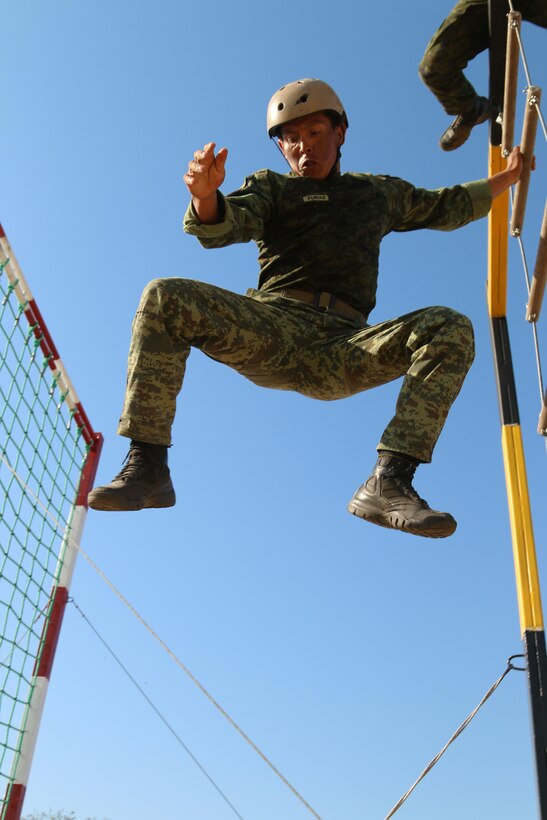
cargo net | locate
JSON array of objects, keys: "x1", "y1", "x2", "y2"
[{"x1": 0, "y1": 253, "x2": 92, "y2": 805}]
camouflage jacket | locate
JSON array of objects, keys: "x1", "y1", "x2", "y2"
[{"x1": 183, "y1": 170, "x2": 491, "y2": 320}]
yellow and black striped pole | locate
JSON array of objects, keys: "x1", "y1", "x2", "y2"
[{"x1": 488, "y1": 1, "x2": 547, "y2": 814}]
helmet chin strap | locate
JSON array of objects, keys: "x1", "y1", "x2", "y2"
[{"x1": 271, "y1": 135, "x2": 291, "y2": 168}]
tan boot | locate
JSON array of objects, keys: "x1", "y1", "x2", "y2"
[
  {"x1": 439, "y1": 96, "x2": 490, "y2": 152},
  {"x1": 88, "y1": 441, "x2": 176, "y2": 512},
  {"x1": 348, "y1": 453, "x2": 456, "y2": 538}
]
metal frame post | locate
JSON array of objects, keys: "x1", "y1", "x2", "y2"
[{"x1": 488, "y1": 2, "x2": 547, "y2": 816}]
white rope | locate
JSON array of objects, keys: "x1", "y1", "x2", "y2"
[
  {"x1": 506, "y1": 1, "x2": 532, "y2": 85},
  {"x1": 384, "y1": 662, "x2": 517, "y2": 818},
  {"x1": 70, "y1": 598, "x2": 246, "y2": 819},
  {"x1": 510, "y1": 185, "x2": 546, "y2": 406},
  {"x1": 507, "y1": 0, "x2": 545, "y2": 139},
  {"x1": 0, "y1": 451, "x2": 322, "y2": 819}
]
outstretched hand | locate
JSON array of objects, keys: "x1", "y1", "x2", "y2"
[
  {"x1": 488, "y1": 145, "x2": 535, "y2": 199},
  {"x1": 184, "y1": 142, "x2": 228, "y2": 201}
]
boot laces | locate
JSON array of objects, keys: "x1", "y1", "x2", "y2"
[
  {"x1": 391, "y1": 475, "x2": 428, "y2": 507},
  {"x1": 114, "y1": 445, "x2": 149, "y2": 482},
  {"x1": 379, "y1": 457, "x2": 430, "y2": 508}
]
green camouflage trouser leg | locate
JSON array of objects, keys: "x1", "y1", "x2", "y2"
[
  {"x1": 117, "y1": 278, "x2": 475, "y2": 463},
  {"x1": 419, "y1": 0, "x2": 490, "y2": 117},
  {"x1": 419, "y1": 0, "x2": 547, "y2": 117}
]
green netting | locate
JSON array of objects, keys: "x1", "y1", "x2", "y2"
[{"x1": 0, "y1": 259, "x2": 91, "y2": 807}]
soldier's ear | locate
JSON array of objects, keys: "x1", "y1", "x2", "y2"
[
  {"x1": 335, "y1": 124, "x2": 346, "y2": 147},
  {"x1": 277, "y1": 138, "x2": 287, "y2": 157}
]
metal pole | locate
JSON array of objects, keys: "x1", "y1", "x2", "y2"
[{"x1": 488, "y1": 2, "x2": 547, "y2": 816}]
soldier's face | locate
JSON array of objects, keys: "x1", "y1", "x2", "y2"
[{"x1": 278, "y1": 113, "x2": 344, "y2": 179}]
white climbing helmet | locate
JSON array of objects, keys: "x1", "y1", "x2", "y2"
[{"x1": 267, "y1": 78, "x2": 348, "y2": 137}]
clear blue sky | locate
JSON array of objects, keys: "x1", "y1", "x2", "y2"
[{"x1": 2, "y1": 1, "x2": 547, "y2": 818}]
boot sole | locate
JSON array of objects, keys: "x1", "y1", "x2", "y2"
[
  {"x1": 88, "y1": 490, "x2": 176, "y2": 512},
  {"x1": 347, "y1": 499, "x2": 456, "y2": 539}
]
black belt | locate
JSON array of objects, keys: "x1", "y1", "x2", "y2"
[{"x1": 279, "y1": 288, "x2": 365, "y2": 323}]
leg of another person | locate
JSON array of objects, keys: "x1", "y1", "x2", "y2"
[{"x1": 418, "y1": 0, "x2": 490, "y2": 116}]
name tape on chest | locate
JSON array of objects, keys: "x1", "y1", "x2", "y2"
[{"x1": 303, "y1": 194, "x2": 330, "y2": 203}]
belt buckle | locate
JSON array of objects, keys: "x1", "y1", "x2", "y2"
[{"x1": 315, "y1": 291, "x2": 335, "y2": 312}]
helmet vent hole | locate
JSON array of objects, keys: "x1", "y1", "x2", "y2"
[
  {"x1": 296, "y1": 94, "x2": 309, "y2": 105},
  {"x1": 277, "y1": 103, "x2": 284, "y2": 111}
]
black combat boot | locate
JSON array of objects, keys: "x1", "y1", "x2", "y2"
[
  {"x1": 347, "y1": 453, "x2": 456, "y2": 538},
  {"x1": 439, "y1": 95, "x2": 490, "y2": 152},
  {"x1": 88, "y1": 440, "x2": 176, "y2": 512}
]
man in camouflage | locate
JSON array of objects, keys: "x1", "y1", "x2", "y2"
[
  {"x1": 419, "y1": 0, "x2": 547, "y2": 151},
  {"x1": 88, "y1": 78, "x2": 524, "y2": 538}
]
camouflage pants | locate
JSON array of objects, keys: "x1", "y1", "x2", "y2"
[
  {"x1": 419, "y1": 0, "x2": 547, "y2": 116},
  {"x1": 117, "y1": 278, "x2": 475, "y2": 463}
]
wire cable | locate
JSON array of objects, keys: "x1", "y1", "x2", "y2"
[
  {"x1": 507, "y1": 0, "x2": 535, "y2": 92},
  {"x1": 384, "y1": 657, "x2": 523, "y2": 818},
  {"x1": 69, "y1": 597, "x2": 246, "y2": 820},
  {"x1": 505, "y1": 0, "x2": 547, "y2": 449},
  {"x1": 510, "y1": 185, "x2": 546, "y2": 406},
  {"x1": 0, "y1": 450, "x2": 322, "y2": 819}
]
